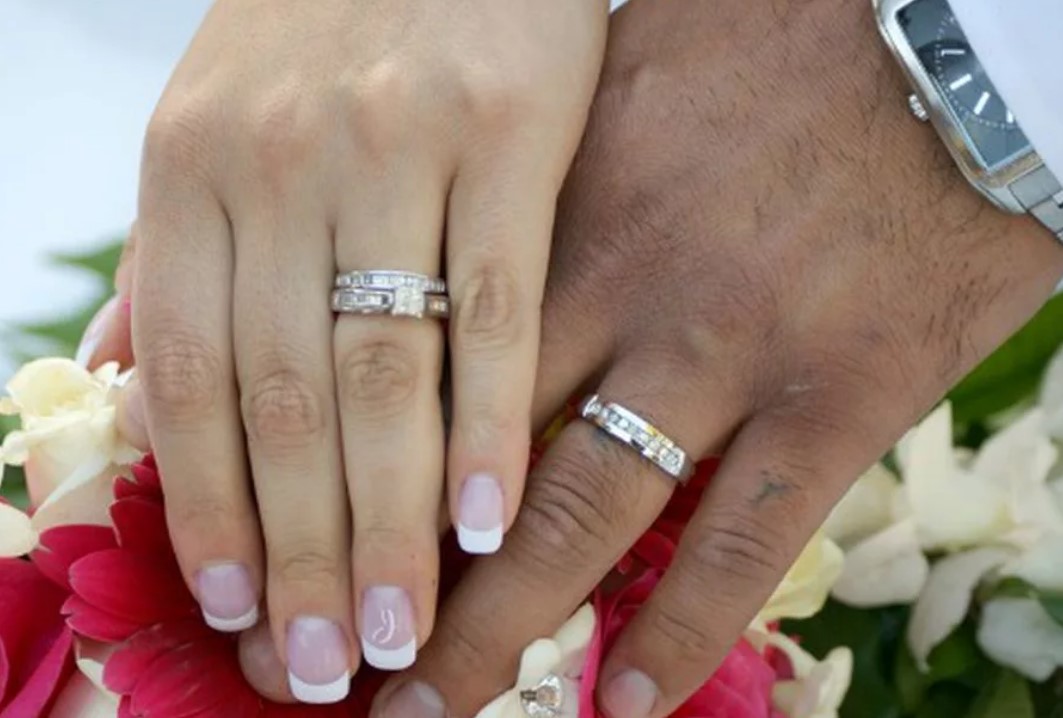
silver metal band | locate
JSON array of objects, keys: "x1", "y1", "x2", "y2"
[
  {"x1": 1011, "y1": 165, "x2": 1063, "y2": 243},
  {"x1": 579, "y1": 394, "x2": 694, "y2": 484},
  {"x1": 331, "y1": 287, "x2": 450, "y2": 319},
  {"x1": 335, "y1": 270, "x2": 447, "y2": 295}
]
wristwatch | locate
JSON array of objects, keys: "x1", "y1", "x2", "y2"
[{"x1": 874, "y1": 0, "x2": 1063, "y2": 243}]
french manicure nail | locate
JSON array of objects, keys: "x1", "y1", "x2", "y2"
[
  {"x1": 602, "y1": 670, "x2": 658, "y2": 718},
  {"x1": 287, "y1": 616, "x2": 351, "y2": 704},
  {"x1": 195, "y1": 563, "x2": 259, "y2": 633},
  {"x1": 457, "y1": 473, "x2": 504, "y2": 555},
  {"x1": 361, "y1": 586, "x2": 416, "y2": 671},
  {"x1": 75, "y1": 296, "x2": 119, "y2": 367},
  {"x1": 377, "y1": 681, "x2": 445, "y2": 718}
]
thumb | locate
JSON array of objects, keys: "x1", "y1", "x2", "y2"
[
  {"x1": 116, "y1": 375, "x2": 150, "y2": 452},
  {"x1": 76, "y1": 225, "x2": 137, "y2": 370}
]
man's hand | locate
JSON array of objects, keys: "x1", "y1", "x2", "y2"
[{"x1": 370, "y1": 0, "x2": 1063, "y2": 715}]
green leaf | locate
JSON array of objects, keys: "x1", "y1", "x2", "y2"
[
  {"x1": 964, "y1": 669, "x2": 1034, "y2": 718},
  {"x1": 895, "y1": 622, "x2": 992, "y2": 711},
  {"x1": 915, "y1": 682, "x2": 977, "y2": 718},
  {"x1": 1030, "y1": 672, "x2": 1063, "y2": 718},
  {"x1": 785, "y1": 600, "x2": 906, "y2": 718},
  {"x1": 49, "y1": 240, "x2": 125, "y2": 284},
  {"x1": 949, "y1": 295, "x2": 1063, "y2": 424},
  {"x1": 1040, "y1": 595, "x2": 1063, "y2": 629}
]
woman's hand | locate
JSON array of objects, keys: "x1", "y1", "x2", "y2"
[
  {"x1": 123, "y1": 0, "x2": 607, "y2": 704},
  {"x1": 366, "y1": 0, "x2": 1063, "y2": 715}
]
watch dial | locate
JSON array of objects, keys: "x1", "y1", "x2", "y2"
[{"x1": 898, "y1": 0, "x2": 1032, "y2": 171}]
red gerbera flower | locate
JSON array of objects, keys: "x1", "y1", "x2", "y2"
[
  {"x1": 0, "y1": 557, "x2": 74, "y2": 717},
  {"x1": 32, "y1": 456, "x2": 384, "y2": 717}
]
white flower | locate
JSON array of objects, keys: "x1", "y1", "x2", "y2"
[
  {"x1": 749, "y1": 630, "x2": 852, "y2": 718},
  {"x1": 755, "y1": 530, "x2": 844, "y2": 625},
  {"x1": 0, "y1": 499, "x2": 37, "y2": 557},
  {"x1": 0, "y1": 359, "x2": 140, "y2": 509},
  {"x1": 476, "y1": 605, "x2": 596, "y2": 718},
  {"x1": 977, "y1": 598, "x2": 1063, "y2": 681},
  {"x1": 47, "y1": 640, "x2": 120, "y2": 717},
  {"x1": 830, "y1": 519, "x2": 929, "y2": 608},
  {"x1": 1041, "y1": 346, "x2": 1063, "y2": 440},
  {"x1": 906, "y1": 546, "x2": 1014, "y2": 670}
]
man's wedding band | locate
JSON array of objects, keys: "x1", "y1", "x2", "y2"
[
  {"x1": 332, "y1": 270, "x2": 449, "y2": 320},
  {"x1": 579, "y1": 394, "x2": 694, "y2": 484}
]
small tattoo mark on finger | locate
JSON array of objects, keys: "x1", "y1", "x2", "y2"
[{"x1": 753, "y1": 470, "x2": 794, "y2": 505}]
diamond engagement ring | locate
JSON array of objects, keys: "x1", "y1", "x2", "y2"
[
  {"x1": 332, "y1": 270, "x2": 449, "y2": 320},
  {"x1": 579, "y1": 394, "x2": 695, "y2": 483}
]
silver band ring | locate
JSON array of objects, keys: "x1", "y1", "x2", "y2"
[
  {"x1": 331, "y1": 287, "x2": 450, "y2": 320},
  {"x1": 580, "y1": 394, "x2": 695, "y2": 483},
  {"x1": 335, "y1": 270, "x2": 447, "y2": 296}
]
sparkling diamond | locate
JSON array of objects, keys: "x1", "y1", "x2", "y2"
[
  {"x1": 392, "y1": 286, "x2": 426, "y2": 317},
  {"x1": 520, "y1": 674, "x2": 564, "y2": 718}
]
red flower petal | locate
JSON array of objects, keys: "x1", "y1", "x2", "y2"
[
  {"x1": 110, "y1": 497, "x2": 172, "y2": 556},
  {"x1": 0, "y1": 559, "x2": 72, "y2": 713},
  {"x1": 32, "y1": 525, "x2": 118, "y2": 591},
  {"x1": 105, "y1": 620, "x2": 212, "y2": 695},
  {"x1": 0, "y1": 625, "x2": 73, "y2": 718},
  {"x1": 130, "y1": 638, "x2": 239, "y2": 717},
  {"x1": 62, "y1": 596, "x2": 151, "y2": 643},
  {"x1": 69, "y1": 549, "x2": 197, "y2": 626}
]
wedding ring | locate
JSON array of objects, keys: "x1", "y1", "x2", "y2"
[
  {"x1": 335, "y1": 270, "x2": 447, "y2": 296},
  {"x1": 331, "y1": 287, "x2": 449, "y2": 320},
  {"x1": 332, "y1": 270, "x2": 449, "y2": 320},
  {"x1": 579, "y1": 394, "x2": 694, "y2": 483}
]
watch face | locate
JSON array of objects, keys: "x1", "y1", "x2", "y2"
[{"x1": 898, "y1": 0, "x2": 1033, "y2": 172}]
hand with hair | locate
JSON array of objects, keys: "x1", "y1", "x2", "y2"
[{"x1": 364, "y1": 0, "x2": 1063, "y2": 716}]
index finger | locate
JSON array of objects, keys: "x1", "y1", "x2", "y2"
[{"x1": 370, "y1": 364, "x2": 738, "y2": 717}]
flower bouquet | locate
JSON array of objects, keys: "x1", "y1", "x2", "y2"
[{"x1": 1, "y1": 243, "x2": 1062, "y2": 718}]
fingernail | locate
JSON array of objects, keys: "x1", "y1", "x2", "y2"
[
  {"x1": 287, "y1": 616, "x2": 351, "y2": 704},
  {"x1": 376, "y1": 681, "x2": 445, "y2": 718},
  {"x1": 457, "y1": 473, "x2": 504, "y2": 555},
  {"x1": 195, "y1": 563, "x2": 259, "y2": 633},
  {"x1": 601, "y1": 670, "x2": 658, "y2": 718},
  {"x1": 361, "y1": 586, "x2": 416, "y2": 671},
  {"x1": 75, "y1": 296, "x2": 119, "y2": 367}
]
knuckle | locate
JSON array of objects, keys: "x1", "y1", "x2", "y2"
[
  {"x1": 457, "y1": 65, "x2": 533, "y2": 133},
  {"x1": 685, "y1": 511, "x2": 790, "y2": 585},
  {"x1": 273, "y1": 542, "x2": 343, "y2": 590},
  {"x1": 140, "y1": 332, "x2": 225, "y2": 423},
  {"x1": 336, "y1": 339, "x2": 420, "y2": 419},
  {"x1": 243, "y1": 87, "x2": 325, "y2": 179},
  {"x1": 143, "y1": 99, "x2": 216, "y2": 177},
  {"x1": 510, "y1": 455, "x2": 621, "y2": 575},
  {"x1": 453, "y1": 263, "x2": 524, "y2": 354},
  {"x1": 167, "y1": 492, "x2": 241, "y2": 542},
  {"x1": 649, "y1": 605, "x2": 719, "y2": 661},
  {"x1": 341, "y1": 65, "x2": 413, "y2": 161},
  {"x1": 242, "y1": 368, "x2": 325, "y2": 452}
]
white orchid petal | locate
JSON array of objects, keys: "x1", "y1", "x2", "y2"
[
  {"x1": 831, "y1": 519, "x2": 929, "y2": 608},
  {"x1": 758, "y1": 531, "x2": 843, "y2": 623},
  {"x1": 978, "y1": 598, "x2": 1063, "y2": 681},
  {"x1": 907, "y1": 547, "x2": 1013, "y2": 670},
  {"x1": 1040, "y1": 347, "x2": 1063, "y2": 439},
  {"x1": 1001, "y1": 534, "x2": 1063, "y2": 593},
  {"x1": 0, "y1": 502, "x2": 38, "y2": 557},
  {"x1": 823, "y1": 464, "x2": 900, "y2": 549}
]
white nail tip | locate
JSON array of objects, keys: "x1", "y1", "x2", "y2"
[
  {"x1": 361, "y1": 638, "x2": 417, "y2": 671},
  {"x1": 458, "y1": 524, "x2": 503, "y2": 555},
  {"x1": 288, "y1": 672, "x2": 352, "y2": 705},
  {"x1": 202, "y1": 605, "x2": 259, "y2": 633}
]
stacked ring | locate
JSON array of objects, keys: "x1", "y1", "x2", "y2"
[{"x1": 332, "y1": 270, "x2": 449, "y2": 320}]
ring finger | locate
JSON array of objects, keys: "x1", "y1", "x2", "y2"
[{"x1": 333, "y1": 162, "x2": 449, "y2": 673}]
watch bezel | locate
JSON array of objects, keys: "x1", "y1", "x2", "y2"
[{"x1": 873, "y1": 0, "x2": 1042, "y2": 212}]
